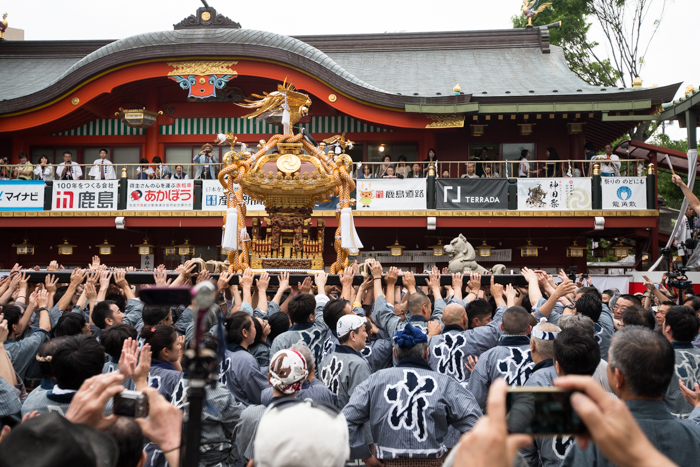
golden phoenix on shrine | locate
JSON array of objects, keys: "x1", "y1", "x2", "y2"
[{"x1": 216, "y1": 81, "x2": 362, "y2": 274}]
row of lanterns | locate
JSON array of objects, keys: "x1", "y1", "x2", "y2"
[{"x1": 11, "y1": 238, "x2": 198, "y2": 256}]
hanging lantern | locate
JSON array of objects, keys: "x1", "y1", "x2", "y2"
[
  {"x1": 57, "y1": 239, "x2": 77, "y2": 256},
  {"x1": 176, "y1": 238, "x2": 195, "y2": 256},
  {"x1": 518, "y1": 123, "x2": 536, "y2": 136},
  {"x1": 387, "y1": 240, "x2": 406, "y2": 257},
  {"x1": 519, "y1": 239, "x2": 542, "y2": 257},
  {"x1": 470, "y1": 124, "x2": 487, "y2": 136},
  {"x1": 567, "y1": 122, "x2": 585, "y2": 134},
  {"x1": 566, "y1": 240, "x2": 587, "y2": 258},
  {"x1": 13, "y1": 239, "x2": 35, "y2": 255},
  {"x1": 477, "y1": 240, "x2": 495, "y2": 257},
  {"x1": 96, "y1": 239, "x2": 115, "y2": 256},
  {"x1": 165, "y1": 240, "x2": 178, "y2": 257},
  {"x1": 136, "y1": 238, "x2": 154, "y2": 255},
  {"x1": 115, "y1": 108, "x2": 163, "y2": 129},
  {"x1": 613, "y1": 241, "x2": 629, "y2": 258},
  {"x1": 429, "y1": 240, "x2": 444, "y2": 256}
]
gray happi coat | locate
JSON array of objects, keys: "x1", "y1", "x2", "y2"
[
  {"x1": 469, "y1": 335, "x2": 534, "y2": 411},
  {"x1": 665, "y1": 341, "x2": 700, "y2": 419},
  {"x1": 320, "y1": 344, "x2": 372, "y2": 408},
  {"x1": 260, "y1": 378, "x2": 338, "y2": 406},
  {"x1": 343, "y1": 357, "x2": 482, "y2": 460},
  {"x1": 147, "y1": 359, "x2": 184, "y2": 402},
  {"x1": 218, "y1": 343, "x2": 269, "y2": 406}
]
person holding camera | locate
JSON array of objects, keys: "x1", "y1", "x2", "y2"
[{"x1": 194, "y1": 144, "x2": 217, "y2": 180}]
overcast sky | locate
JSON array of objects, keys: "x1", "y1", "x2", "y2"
[{"x1": 6, "y1": 0, "x2": 698, "y2": 139}]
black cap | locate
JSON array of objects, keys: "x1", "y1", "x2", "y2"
[{"x1": 0, "y1": 412, "x2": 118, "y2": 467}]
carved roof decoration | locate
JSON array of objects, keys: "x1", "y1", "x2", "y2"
[{"x1": 173, "y1": 1, "x2": 241, "y2": 30}]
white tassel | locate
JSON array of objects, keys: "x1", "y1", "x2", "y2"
[
  {"x1": 222, "y1": 208, "x2": 238, "y2": 252},
  {"x1": 282, "y1": 95, "x2": 291, "y2": 135},
  {"x1": 340, "y1": 207, "x2": 363, "y2": 254},
  {"x1": 335, "y1": 146, "x2": 342, "y2": 155}
]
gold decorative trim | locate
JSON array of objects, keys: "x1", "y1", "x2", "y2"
[
  {"x1": 425, "y1": 114, "x2": 465, "y2": 129},
  {"x1": 328, "y1": 94, "x2": 337, "y2": 102},
  {"x1": 71, "y1": 97, "x2": 80, "y2": 105},
  {"x1": 166, "y1": 61, "x2": 238, "y2": 76}
]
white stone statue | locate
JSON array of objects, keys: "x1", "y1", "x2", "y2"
[{"x1": 443, "y1": 234, "x2": 506, "y2": 274}]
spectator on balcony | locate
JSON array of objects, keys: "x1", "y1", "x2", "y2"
[
  {"x1": 88, "y1": 148, "x2": 116, "y2": 180},
  {"x1": 473, "y1": 147, "x2": 490, "y2": 177},
  {"x1": 15, "y1": 153, "x2": 33, "y2": 181},
  {"x1": 382, "y1": 166, "x2": 403, "y2": 179},
  {"x1": 519, "y1": 150, "x2": 541, "y2": 178},
  {"x1": 34, "y1": 155, "x2": 54, "y2": 181},
  {"x1": 593, "y1": 143, "x2": 621, "y2": 177},
  {"x1": 56, "y1": 151, "x2": 83, "y2": 180},
  {"x1": 394, "y1": 155, "x2": 410, "y2": 178},
  {"x1": 545, "y1": 147, "x2": 561, "y2": 177},
  {"x1": 152, "y1": 156, "x2": 172, "y2": 179},
  {"x1": 564, "y1": 160, "x2": 582, "y2": 178},
  {"x1": 374, "y1": 154, "x2": 394, "y2": 178},
  {"x1": 0, "y1": 156, "x2": 10, "y2": 180},
  {"x1": 136, "y1": 158, "x2": 155, "y2": 180},
  {"x1": 172, "y1": 165, "x2": 189, "y2": 180},
  {"x1": 482, "y1": 164, "x2": 499, "y2": 178},
  {"x1": 357, "y1": 164, "x2": 373, "y2": 179},
  {"x1": 424, "y1": 148, "x2": 438, "y2": 167},
  {"x1": 407, "y1": 163, "x2": 423, "y2": 178},
  {"x1": 461, "y1": 162, "x2": 480, "y2": 179},
  {"x1": 441, "y1": 169, "x2": 451, "y2": 178},
  {"x1": 194, "y1": 143, "x2": 218, "y2": 180}
]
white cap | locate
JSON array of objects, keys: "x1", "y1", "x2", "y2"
[
  {"x1": 336, "y1": 314, "x2": 366, "y2": 338},
  {"x1": 254, "y1": 401, "x2": 350, "y2": 467}
]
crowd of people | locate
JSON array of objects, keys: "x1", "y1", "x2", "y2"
[{"x1": 1, "y1": 256, "x2": 699, "y2": 467}]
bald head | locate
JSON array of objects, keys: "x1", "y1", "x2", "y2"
[
  {"x1": 531, "y1": 322, "x2": 561, "y2": 360},
  {"x1": 442, "y1": 303, "x2": 467, "y2": 328}
]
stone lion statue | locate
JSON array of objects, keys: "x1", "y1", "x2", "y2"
[{"x1": 443, "y1": 234, "x2": 506, "y2": 274}]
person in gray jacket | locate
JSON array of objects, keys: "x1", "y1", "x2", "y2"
[
  {"x1": 320, "y1": 314, "x2": 372, "y2": 408},
  {"x1": 468, "y1": 306, "x2": 534, "y2": 411},
  {"x1": 3, "y1": 304, "x2": 51, "y2": 380},
  {"x1": 562, "y1": 326, "x2": 700, "y2": 467},
  {"x1": 661, "y1": 305, "x2": 700, "y2": 419},
  {"x1": 343, "y1": 324, "x2": 482, "y2": 466}
]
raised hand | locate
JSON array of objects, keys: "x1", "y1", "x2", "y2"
[
  {"x1": 278, "y1": 271, "x2": 290, "y2": 292},
  {"x1": 299, "y1": 276, "x2": 313, "y2": 294},
  {"x1": 196, "y1": 269, "x2": 211, "y2": 284},
  {"x1": 217, "y1": 271, "x2": 233, "y2": 291},
  {"x1": 153, "y1": 269, "x2": 170, "y2": 286},
  {"x1": 257, "y1": 271, "x2": 270, "y2": 291}
]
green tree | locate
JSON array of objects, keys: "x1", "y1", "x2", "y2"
[{"x1": 650, "y1": 133, "x2": 696, "y2": 209}]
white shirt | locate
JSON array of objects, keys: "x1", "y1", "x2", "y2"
[
  {"x1": 88, "y1": 158, "x2": 116, "y2": 180},
  {"x1": 592, "y1": 154, "x2": 620, "y2": 175},
  {"x1": 172, "y1": 172, "x2": 189, "y2": 179},
  {"x1": 33, "y1": 164, "x2": 54, "y2": 181},
  {"x1": 460, "y1": 174, "x2": 480, "y2": 179},
  {"x1": 56, "y1": 162, "x2": 83, "y2": 180},
  {"x1": 519, "y1": 159, "x2": 530, "y2": 177}
]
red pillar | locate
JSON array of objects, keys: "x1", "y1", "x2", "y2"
[{"x1": 145, "y1": 92, "x2": 159, "y2": 162}]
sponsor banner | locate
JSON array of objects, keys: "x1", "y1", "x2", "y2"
[
  {"x1": 201, "y1": 180, "x2": 265, "y2": 212},
  {"x1": 355, "y1": 178, "x2": 427, "y2": 211},
  {"x1": 517, "y1": 178, "x2": 591, "y2": 211},
  {"x1": 601, "y1": 177, "x2": 646, "y2": 210},
  {"x1": 52, "y1": 180, "x2": 119, "y2": 211},
  {"x1": 127, "y1": 180, "x2": 194, "y2": 211},
  {"x1": 0, "y1": 181, "x2": 45, "y2": 211},
  {"x1": 436, "y1": 179, "x2": 508, "y2": 210}
]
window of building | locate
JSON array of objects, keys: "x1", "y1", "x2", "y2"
[{"x1": 367, "y1": 143, "x2": 418, "y2": 163}]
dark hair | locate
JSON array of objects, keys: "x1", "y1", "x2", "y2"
[
  {"x1": 584, "y1": 142, "x2": 594, "y2": 151},
  {"x1": 683, "y1": 296, "x2": 700, "y2": 312},
  {"x1": 664, "y1": 306, "x2": 700, "y2": 342},
  {"x1": 520, "y1": 149, "x2": 529, "y2": 159},
  {"x1": 609, "y1": 326, "x2": 674, "y2": 398},
  {"x1": 101, "y1": 324, "x2": 138, "y2": 361},
  {"x1": 142, "y1": 304, "x2": 171, "y2": 326},
  {"x1": 92, "y1": 301, "x2": 117, "y2": 329},
  {"x1": 19, "y1": 152, "x2": 27, "y2": 160},
  {"x1": 324, "y1": 299, "x2": 350, "y2": 332},
  {"x1": 63, "y1": 151, "x2": 73, "y2": 157},
  {"x1": 103, "y1": 417, "x2": 144, "y2": 467},
  {"x1": 53, "y1": 285, "x2": 69, "y2": 311},
  {"x1": 602, "y1": 289, "x2": 615, "y2": 297},
  {"x1": 618, "y1": 294, "x2": 643, "y2": 307},
  {"x1": 502, "y1": 306, "x2": 531, "y2": 334},
  {"x1": 546, "y1": 147, "x2": 560, "y2": 160},
  {"x1": 287, "y1": 293, "x2": 316, "y2": 325},
  {"x1": 99, "y1": 148, "x2": 109, "y2": 154},
  {"x1": 51, "y1": 335, "x2": 105, "y2": 390},
  {"x1": 621, "y1": 306, "x2": 655, "y2": 330},
  {"x1": 362, "y1": 165, "x2": 371, "y2": 174},
  {"x1": 252, "y1": 317, "x2": 265, "y2": 346},
  {"x1": 139, "y1": 325, "x2": 177, "y2": 359},
  {"x1": 152, "y1": 156, "x2": 162, "y2": 163},
  {"x1": 553, "y1": 327, "x2": 600, "y2": 376},
  {"x1": 466, "y1": 299, "x2": 493, "y2": 329},
  {"x1": 268, "y1": 312, "x2": 290, "y2": 343},
  {"x1": 398, "y1": 155, "x2": 407, "y2": 162},
  {"x1": 54, "y1": 313, "x2": 86, "y2": 337},
  {"x1": 139, "y1": 158, "x2": 148, "y2": 164},
  {"x1": 36, "y1": 337, "x2": 68, "y2": 378},
  {"x1": 202, "y1": 334, "x2": 219, "y2": 353},
  {"x1": 2, "y1": 305, "x2": 22, "y2": 330},
  {"x1": 427, "y1": 148, "x2": 436, "y2": 159},
  {"x1": 225, "y1": 311, "x2": 253, "y2": 344},
  {"x1": 575, "y1": 294, "x2": 603, "y2": 322},
  {"x1": 105, "y1": 293, "x2": 127, "y2": 313},
  {"x1": 577, "y1": 286, "x2": 602, "y2": 301}
]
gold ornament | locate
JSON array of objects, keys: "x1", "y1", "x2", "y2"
[
  {"x1": 71, "y1": 97, "x2": 80, "y2": 105},
  {"x1": 201, "y1": 11, "x2": 211, "y2": 21},
  {"x1": 328, "y1": 94, "x2": 337, "y2": 102},
  {"x1": 276, "y1": 154, "x2": 301, "y2": 174},
  {"x1": 167, "y1": 61, "x2": 238, "y2": 76},
  {"x1": 426, "y1": 114, "x2": 465, "y2": 129}
]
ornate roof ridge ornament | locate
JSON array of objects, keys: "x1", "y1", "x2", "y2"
[{"x1": 174, "y1": 0, "x2": 241, "y2": 30}]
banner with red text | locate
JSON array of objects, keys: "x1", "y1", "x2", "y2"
[
  {"x1": 52, "y1": 180, "x2": 119, "y2": 211},
  {"x1": 127, "y1": 180, "x2": 194, "y2": 211}
]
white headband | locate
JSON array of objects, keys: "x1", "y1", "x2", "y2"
[{"x1": 532, "y1": 327, "x2": 559, "y2": 341}]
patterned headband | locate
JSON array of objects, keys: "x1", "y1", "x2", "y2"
[{"x1": 532, "y1": 327, "x2": 559, "y2": 341}]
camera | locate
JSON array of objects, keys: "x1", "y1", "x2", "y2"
[
  {"x1": 684, "y1": 238, "x2": 697, "y2": 250},
  {"x1": 566, "y1": 266, "x2": 577, "y2": 282},
  {"x1": 113, "y1": 390, "x2": 149, "y2": 418}
]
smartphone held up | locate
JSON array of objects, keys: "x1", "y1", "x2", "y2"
[{"x1": 506, "y1": 387, "x2": 587, "y2": 437}]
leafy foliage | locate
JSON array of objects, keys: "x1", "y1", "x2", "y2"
[{"x1": 651, "y1": 133, "x2": 695, "y2": 209}]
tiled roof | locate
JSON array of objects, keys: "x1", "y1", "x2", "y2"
[{"x1": 0, "y1": 57, "x2": 83, "y2": 100}]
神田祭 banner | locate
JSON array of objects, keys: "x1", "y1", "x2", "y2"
[
  {"x1": 127, "y1": 180, "x2": 194, "y2": 210},
  {"x1": 517, "y1": 178, "x2": 592, "y2": 211},
  {"x1": 436, "y1": 179, "x2": 508, "y2": 210},
  {"x1": 0, "y1": 181, "x2": 45, "y2": 211},
  {"x1": 355, "y1": 178, "x2": 427, "y2": 211},
  {"x1": 201, "y1": 180, "x2": 265, "y2": 212},
  {"x1": 601, "y1": 177, "x2": 646, "y2": 210},
  {"x1": 52, "y1": 180, "x2": 119, "y2": 211}
]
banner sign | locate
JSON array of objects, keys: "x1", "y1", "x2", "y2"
[
  {"x1": 601, "y1": 177, "x2": 646, "y2": 210},
  {"x1": 52, "y1": 180, "x2": 118, "y2": 211},
  {"x1": 436, "y1": 179, "x2": 508, "y2": 210},
  {"x1": 201, "y1": 180, "x2": 265, "y2": 212},
  {"x1": 0, "y1": 181, "x2": 44, "y2": 211},
  {"x1": 517, "y1": 178, "x2": 591, "y2": 211},
  {"x1": 355, "y1": 178, "x2": 427, "y2": 211},
  {"x1": 127, "y1": 180, "x2": 194, "y2": 211}
]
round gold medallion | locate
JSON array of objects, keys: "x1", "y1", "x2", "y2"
[
  {"x1": 201, "y1": 11, "x2": 211, "y2": 21},
  {"x1": 71, "y1": 97, "x2": 80, "y2": 106},
  {"x1": 199, "y1": 77, "x2": 206, "y2": 84},
  {"x1": 276, "y1": 154, "x2": 301, "y2": 174},
  {"x1": 328, "y1": 94, "x2": 337, "y2": 102}
]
